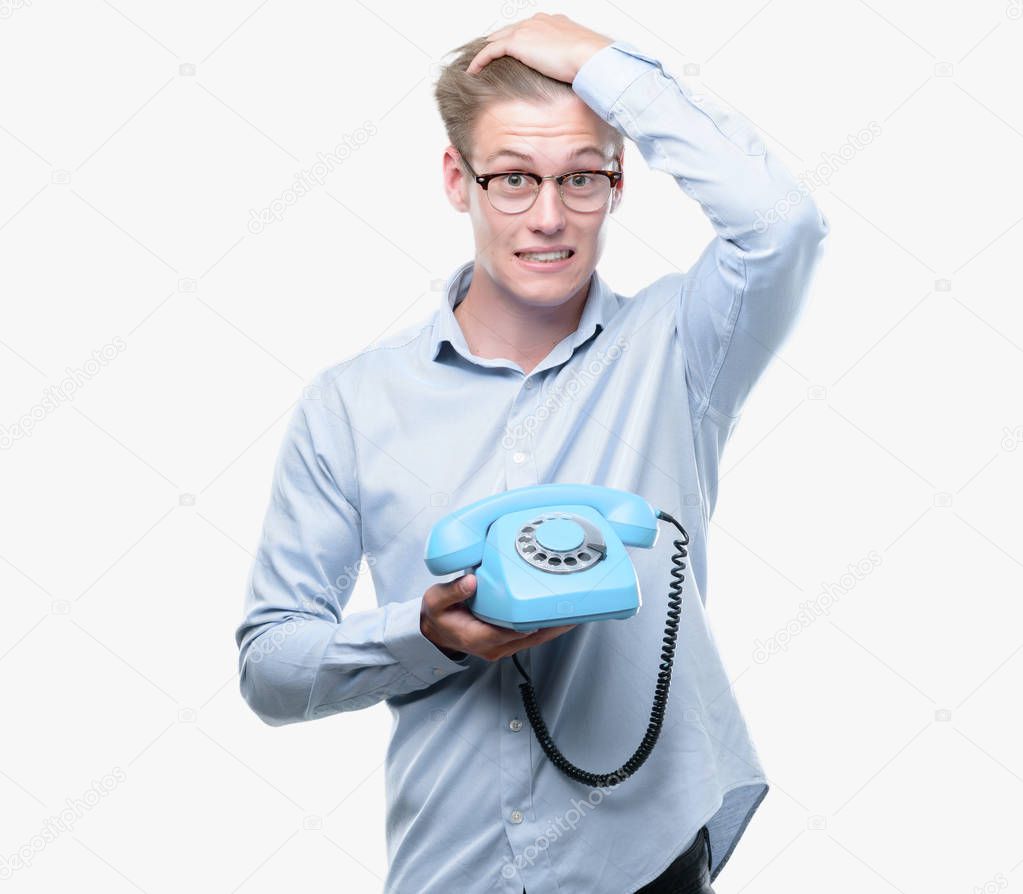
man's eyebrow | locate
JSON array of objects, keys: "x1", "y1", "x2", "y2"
[{"x1": 483, "y1": 145, "x2": 607, "y2": 165}]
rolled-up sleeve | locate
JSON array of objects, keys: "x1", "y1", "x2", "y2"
[{"x1": 235, "y1": 372, "x2": 469, "y2": 727}]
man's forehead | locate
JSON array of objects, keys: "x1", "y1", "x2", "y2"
[{"x1": 482, "y1": 144, "x2": 609, "y2": 165}]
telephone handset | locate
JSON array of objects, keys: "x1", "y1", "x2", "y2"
[{"x1": 424, "y1": 482, "x2": 690, "y2": 787}]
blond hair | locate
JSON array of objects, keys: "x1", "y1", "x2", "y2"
[{"x1": 433, "y1": 35, "x2": 623, "y2": 171}]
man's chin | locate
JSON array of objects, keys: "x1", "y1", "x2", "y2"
[{"x1": 504, "y1": 270, "x2": 591, "y2": 308}]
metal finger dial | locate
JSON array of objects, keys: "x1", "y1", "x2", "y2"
[{"x1": 514, "y1": 512, "x2": 606, "y2": 574}]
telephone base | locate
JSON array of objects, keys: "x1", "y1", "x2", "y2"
[{"x1": 472, "y1": 606, "x2": 638, "y2": 632}]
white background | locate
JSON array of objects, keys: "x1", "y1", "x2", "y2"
[{"x1": 1, "y1": 1, "x2": 1021, "y2": 892}]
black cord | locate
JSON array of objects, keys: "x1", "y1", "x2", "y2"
[{"x1": 511, "y1": 510, "x2": 689, "y2": 788}]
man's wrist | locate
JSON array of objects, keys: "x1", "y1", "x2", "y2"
[
  {"x1": 420, "y1": 612, "x2": 467, "y2": 661},
  {"x1": 573, "y1": 36, "x2": 615, "y2": 79}
]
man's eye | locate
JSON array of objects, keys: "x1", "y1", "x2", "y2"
[
  {"x1": 503, "y1": 173, "x2": 529, "y2": 189},
  {"x1": 567, "y1": 174, "x2": 594, "y2": 188}
]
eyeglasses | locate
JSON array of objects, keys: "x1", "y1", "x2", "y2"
[{"x1": 461, "y1": 157, "x2": 622, "y2": 214}]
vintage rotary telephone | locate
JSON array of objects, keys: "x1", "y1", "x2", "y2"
[{"x1": 424, "y1": 482, "x2": 690, "y2": 787}]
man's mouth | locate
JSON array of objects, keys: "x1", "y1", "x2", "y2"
[{"x1": 514, "y1": 249, "x2": 575, "y2": 263}]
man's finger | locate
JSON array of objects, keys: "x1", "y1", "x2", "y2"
[
  {"x1": 466, "y1": 40, "x2": 507, "y2": 75},
  {"x1": 429, "y1": 573, "x2": 477, "y2": 609}
]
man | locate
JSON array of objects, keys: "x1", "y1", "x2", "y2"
[{"x1": 235, "y1": 13, "x2": 827, "y2": 894}]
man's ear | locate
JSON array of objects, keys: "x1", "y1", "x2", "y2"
[{"x1": 442, "y1": 146, "x2": 471, "y2": 214}]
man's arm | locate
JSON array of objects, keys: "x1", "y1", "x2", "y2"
[
  {"x1": 235, "y1": 372, "x2": 469, "y2": 728},
  {"x1": 572, "y1": 39, "x2": 829, "y2": 426}
]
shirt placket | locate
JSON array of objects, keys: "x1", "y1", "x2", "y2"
[
  {"x1": 499, "y1": 646, "x2": 551, "y2": 891},
  {"x1": 498, "y1": 371, "x2": 560, "y2": 893},
  {"x1": 505, "y1": 371, "x2": 542, "y2": 487}
]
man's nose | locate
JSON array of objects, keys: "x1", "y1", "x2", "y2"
[{"x1": 527, "y1": 179, "x2": 566, "y2": 231}]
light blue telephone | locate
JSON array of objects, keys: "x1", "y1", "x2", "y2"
[{"x1": 424, "y1": 482, "x2": 691, "y2": 787}]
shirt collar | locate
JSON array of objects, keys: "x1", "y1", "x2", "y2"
[{"x1": 429, "y1": 258, "x2": 615, "y2": 367}]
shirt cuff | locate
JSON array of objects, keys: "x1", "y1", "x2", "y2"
[
  {"x1": 383, "y1": 595, "x2": 471, "y2": 684},
  {"x1": 571, "y1": 39, "x2": 662, "y2": 122}
]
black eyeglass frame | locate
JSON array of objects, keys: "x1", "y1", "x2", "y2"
[{"x1": 460, "y1": 156, "x2": 623, "y2": 214}]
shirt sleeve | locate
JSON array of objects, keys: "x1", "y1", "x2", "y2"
[
  {"x1": 235, "y1": 371, "x2": 470, "y2": 727},
  {"x1": 572, "y1": 39, "x2": 829, "y2": 427}
]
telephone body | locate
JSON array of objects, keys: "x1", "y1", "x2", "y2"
[
  {"x1": 423, "y1": 482, "x2": 692, "y2": 787},
  {"x1": 425, "y1": 483, "x2": 660, "y2": 630}
]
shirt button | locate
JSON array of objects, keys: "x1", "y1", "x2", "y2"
[
  {"x1": 513, "y1": 451, "x2": 528, "y2": 464},
  {"x1": 510, "y1": 810, "x2": 524, "y2": 824},
  {"x1": 524, "y1": 379, "x2": 535, "y2": 390},
  {"x1": 432, "y1": 667, "x2": 444, "y2": 676},
  {"x1": 509, "y1": 718, "x2": 523, "y2": 732}
]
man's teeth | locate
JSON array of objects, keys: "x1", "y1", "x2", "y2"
[{"x1": 518, "y1": 250, "x2": 572, "y2": 262}]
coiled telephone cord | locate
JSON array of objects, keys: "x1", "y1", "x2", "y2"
[{"x1": 511, "y1": 510, "x2": 689, "y2": 788}]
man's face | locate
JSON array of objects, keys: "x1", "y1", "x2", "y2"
[{"x1": 443, "y1": 92, "x2": 623, "y2": 310}]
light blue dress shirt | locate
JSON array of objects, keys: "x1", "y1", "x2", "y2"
[{"x1": 235, "y1": 38, "x2": 828, "y2": 894}]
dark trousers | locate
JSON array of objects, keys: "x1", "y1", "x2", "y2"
[{"x1": 523, "y1": 825, "x2": 713, "y2": 893}]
